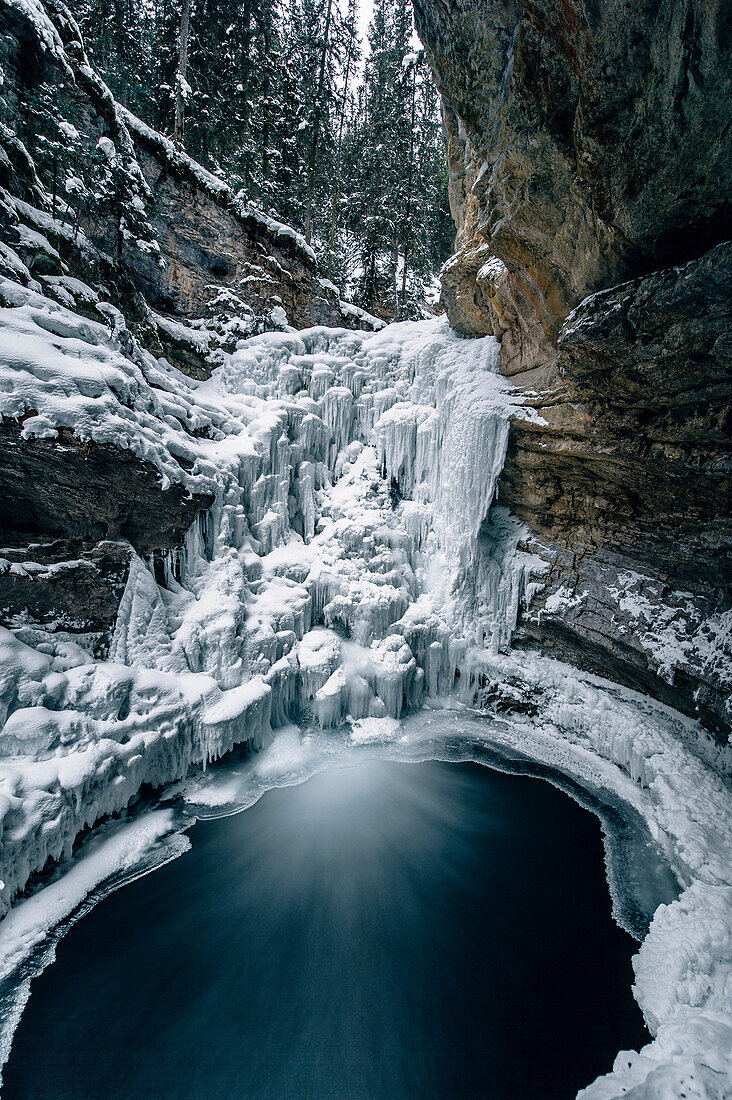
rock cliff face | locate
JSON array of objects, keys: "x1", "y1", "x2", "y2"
[
  {"x1": 127, "y1": 131, "x2": 348, "y2": 333},
  {"x1": 415, "y1": 0, "x2": 732, "y2": 736},
  {"x1": 0, "y1": 410, "x2": 214, "y2": 648},
  {"x1": 414, "y1": 0, "x2": 731, "y2": 380}
]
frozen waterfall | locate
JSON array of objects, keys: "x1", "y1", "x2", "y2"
[
  {"x1": 0, "y1": 308, "x2": 547, "y2": 917},
  {"x1": 0, "y1": 290, "x2": 730, "y2": 1100}
]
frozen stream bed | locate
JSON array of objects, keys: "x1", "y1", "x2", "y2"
[{"x1": 1, "y1": 725, "x2": 675, "y2": 1099}]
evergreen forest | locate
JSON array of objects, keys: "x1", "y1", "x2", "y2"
[{"x1": 69, "y1": 0, "x2": 454, "y2": 317}]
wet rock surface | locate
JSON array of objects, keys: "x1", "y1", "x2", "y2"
[
  {"x1": 501, "y1": 244, "x2": 732, "y2": 734},
  {"x1": 0, "y1": 419, "x2": 213, "y2": 552},
  {"x1": 0, "y1": 537, "x2": 130, "y2": 643},
  {"x1": 502, "y1": 244, "x2": 731, "y2": 581},
  {"x1": 0, "y1": 418, "x2": 212, "y2": 643}
]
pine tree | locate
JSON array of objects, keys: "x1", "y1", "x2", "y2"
[
  {"x1": 339, "y1": 0, "x2": 451, "y2": 317},
  {"x1": 64, "y1": 0, "x2": 453, "y2": 315},
  {"x1": 325, "y1": 0, "x2": 359, "y2": 279}
]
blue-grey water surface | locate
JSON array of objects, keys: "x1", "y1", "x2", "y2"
[{"x1": 4, "y1": 760, "x2": 651, "y2": 1098}]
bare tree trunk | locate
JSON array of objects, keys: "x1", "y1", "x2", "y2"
[
  {"x1": 326, "y1": 18, "x2": 356, "y2": 276},
  {"x1": 260, "y1": 12, "x2": 272, "y2": 184},
  {"x1": 173, "y1": 0, "x2": 193, "y2": 147},
  {"x1": 238, "y1": 0, "x2": 254, "y2": 181},
  {"x1": 304, "y1": 0, "x2": 333, "y2": 245},
  {"x1": 399, "y1": 59, "x2": 418, "y2": 319}
]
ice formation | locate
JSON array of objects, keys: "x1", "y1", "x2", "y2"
[
  {"x1": 0, "y1": 284, "x2": 546, "y2": 914},
  {"x1": 0, "y1": 269, "x2": 730, "y2": 1098}
]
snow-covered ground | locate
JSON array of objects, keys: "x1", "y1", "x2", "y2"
[{"x1": 0, "y1": 274, "x2": 729, "y2": 1097}]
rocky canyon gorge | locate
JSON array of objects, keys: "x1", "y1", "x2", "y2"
[{"x1": 0, "y1": 1, "x2": 728, "y2": 1098}]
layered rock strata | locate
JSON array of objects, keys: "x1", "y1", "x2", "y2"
[{"x1": 414, "y1": 0, "x2": 732, "y2": 735}]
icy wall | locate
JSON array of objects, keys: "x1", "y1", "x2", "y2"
[{"x1": 0, "y1": 278, "x2": 551, "y2": 915}]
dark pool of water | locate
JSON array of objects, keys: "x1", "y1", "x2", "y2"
[{"x1": 3, "y1": 761, "x2": 650, "y2": 1099}]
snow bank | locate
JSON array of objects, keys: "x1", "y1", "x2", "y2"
[
  {"x1": 4, "y1": 0, "x2": 68, "y2": 67},
  {"x1": 0, "y1": 809, "x2": 181, "y2": 987},
  {"x1": 0, "y1": 807, "x2": 187, "y2": 1079}
]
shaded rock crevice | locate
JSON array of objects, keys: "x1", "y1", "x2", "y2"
[{"x1": 0, "y1": 416, "x2": 214, "y2": 641}]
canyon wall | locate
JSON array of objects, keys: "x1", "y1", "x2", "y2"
[
  {"x1": 0, "y1": 0, "x2": 362, "y2": 351},
  {"x1": 414, "y1": 0, "x2": 732, "y2": 736}
]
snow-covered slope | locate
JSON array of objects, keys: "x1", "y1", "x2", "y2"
[{"x1": 0, "y1": 0, "x2": 382, "y2": 387}]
